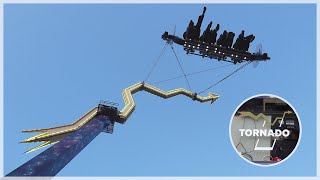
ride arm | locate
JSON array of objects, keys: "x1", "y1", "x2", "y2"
[
  {"x1": 20, "y1": 82, "x2": 219, "y2": 153},
  {"x1": 118, "y1": 82, "x2": 219, "y2": 123}
]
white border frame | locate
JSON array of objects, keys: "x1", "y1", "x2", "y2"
[{"x1": 0, "y1": 1, "x2": 318, "y2": 179}]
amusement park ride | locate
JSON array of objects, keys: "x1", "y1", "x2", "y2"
[
  {"x1": 162, "y1": 32, "x2": 269, "y2": 64},
  {"x1": 162, "y1": 6, "x2": 269, "y2": 64},
  {"x1": 7, "y1": 7, "x2": 270, "y2": 176}
]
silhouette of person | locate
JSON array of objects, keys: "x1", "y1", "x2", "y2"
[
  {"x1": 183, "y1": 20, "x2": 195, "y2": 40},
  {"x1": 233, "y1": 30, "x2": 245, "y2": 50},
  {"x1": 193, "y1": 7, "x2": 207, "y2": 40},
  {"x1": 242, "y1": 34, "x2": 255, "y2": 51},
  {"x1": 225, "y1": 32, "x2": 235, "y2": 48},
  {"x1": 200, "y1": 21, "x2": 212, "y2": 43},
  {"x1": 183, "y1": 7, "x2": 207, "y2": 41},
  {"x1": 217, "y1": 30, "x2": 228, "y2": 47},
  {"x1": 211, "y1": 24, "x2": 220, "y2": 44}
]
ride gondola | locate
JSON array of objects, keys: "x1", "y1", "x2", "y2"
[{"x1": 161, "y1": 7, "x2": 270, "y2": 64}]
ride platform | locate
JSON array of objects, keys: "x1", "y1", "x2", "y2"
[{"x1": 162, "y1": 32, "x2": 270, "y2": 64}]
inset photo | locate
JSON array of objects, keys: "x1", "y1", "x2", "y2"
[{"x1": 230, "y1": 95, "x2": 301, "y2": 166}]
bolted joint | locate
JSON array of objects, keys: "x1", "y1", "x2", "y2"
[{"x1": 192, "y1": 92, "x2": 198, "y2": 101}]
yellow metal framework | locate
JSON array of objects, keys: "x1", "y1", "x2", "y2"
[
  {"x1": 118, "y1": 82, "x2": 219, "y2": 123},
  {"x1": 21, "y1": 82, "x2": 219, "y2": 153},
  {"x1": 238, "y1": 111, "x2": 292, "y2": 125}
]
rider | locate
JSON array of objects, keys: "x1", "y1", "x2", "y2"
[
  {"x1": 242, "y1": 34, "x2": 255, "y2": 51},
  {"x1": 211, "y1": 24, "x2": 220, "y2": 44},
  {"x1": 225, "y1": 32, "x2": 235, "y2": 48},
  {"x1": 183, "y1": 20, "x2": 195, "y2": 40},
  {"x1": 194, "y1": 7, "x2": 206, "y2": 40},
  {"x1": 217, "y1": 30, "x2": 228, "y2": 47},
  {"x1": 200, "y1": 21, "x2": 212, "y2": 43},
  {"x1": 233, "y1": 30, "x2": 245, "y2": 50},
  {"x1": 183, "y1": 7, "x2": 207, "y2": 41}
]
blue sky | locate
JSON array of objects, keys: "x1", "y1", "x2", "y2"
[{"x1": 4, "y1": 4, "x2": 316, "y2": 176}]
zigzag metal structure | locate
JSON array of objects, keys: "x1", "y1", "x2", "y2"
[
  {"x1": 238, "y1": 110, "x2": 292, "y2": 126},
  {"x1": 21, "y1": 82, "x2": 219, "y2": 153},
  {"x1": 119, "y1": 82, "x2": 219, "y2": 123}
]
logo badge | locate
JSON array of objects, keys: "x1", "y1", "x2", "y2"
[{"x1": 230, "y1": 95, "x2": 301, "y2": 166}]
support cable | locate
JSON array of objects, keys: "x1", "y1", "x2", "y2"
[
  {"x1": 198, "y1": 61, "x2": 251, "y2": 94},
  {"x1": 170, "y1": 44, "x2": 192, "y2": 91},
  {"x1": 151, "y1": 63, "x2": 233, "y2": 85},
  {"x1": 144, "y1": 43, "x2": 169, "y2": 82}
]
